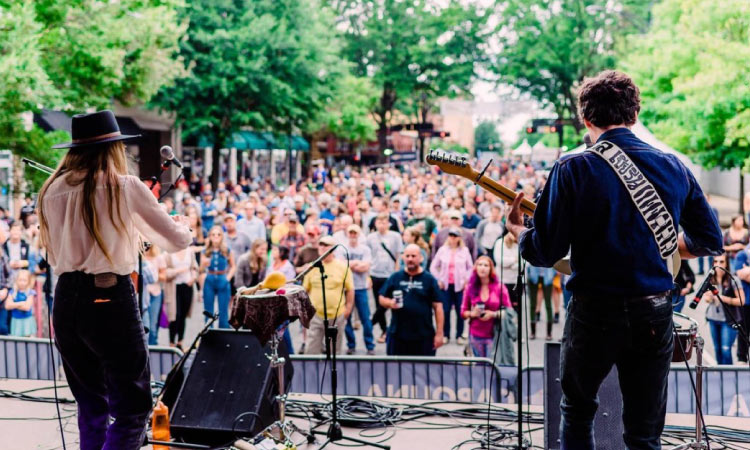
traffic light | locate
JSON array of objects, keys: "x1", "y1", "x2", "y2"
[
  {"x1": 526, "y1": 126, "x2": 535, "y2": 134},
  {"x1": 383, "y1": 148, "x2": 393, "y2": 156}
]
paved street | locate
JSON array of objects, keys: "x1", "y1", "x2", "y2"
[{"x1": 165, "y1": 259, "x2": 730, "y2": 368}]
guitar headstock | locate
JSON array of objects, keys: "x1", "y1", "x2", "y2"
[{"x1": 425, "y1": 149, "x2": 477, "y2": 179}]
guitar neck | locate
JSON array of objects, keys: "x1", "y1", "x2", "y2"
[{"x1": 475, "y1": 175, "x2": 536, "y2": 216}]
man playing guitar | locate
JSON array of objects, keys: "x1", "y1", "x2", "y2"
[{"x1": 505, "y1": 70, "x2": 723, "y2": 450}]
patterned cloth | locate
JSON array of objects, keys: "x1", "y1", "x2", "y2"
[{"x1": 230, "y1": 284, "x2": 316, "y2": 345}]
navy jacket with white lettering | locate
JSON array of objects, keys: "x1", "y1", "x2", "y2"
[{"x1": 519, "y1": 127, "x2": 723, "y2": 296}]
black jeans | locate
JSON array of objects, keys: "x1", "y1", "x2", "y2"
[
  {"x1": 169, "y1": 283, "x2": 193, "y2": 344},
  {"x1": 370, "y1": 276, "x2": 389, "y2": 334},
  {"x1": 53, "y1": 272, "x2": 152, "y2": 450},
  {"x1": 560, "y1": 293, "x2": 673, "y2": 450},
  {"x1": 737, "y1": 305, "x2": 750, "y2": 362}
]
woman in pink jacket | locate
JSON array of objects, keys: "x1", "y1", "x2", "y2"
[
  {"x1": 460, "y1": 256, "x2": 511, "y2": 357},
  {"x1": 430, "y1": 227, "x2": 473, "y2": 344}
]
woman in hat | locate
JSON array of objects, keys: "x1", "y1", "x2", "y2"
[{"x1": 38, "y1": 110, "x2": 192, "y2": 449}]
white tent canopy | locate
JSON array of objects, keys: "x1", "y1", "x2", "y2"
[{"x1": 512, "y1": 139, "x2": 532, "y2": 156}]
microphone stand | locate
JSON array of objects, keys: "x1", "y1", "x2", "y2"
[{"x1": 308, "y1": 253, "x2": 389, "y2": 450}]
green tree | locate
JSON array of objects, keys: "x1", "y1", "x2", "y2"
[
  {"x1": 306, "y1": 74, "x2": 378, "y2": 147},
  {"x1": 474, "y1": 121, "x2": 503, "y2": 153},
  {"x1": 0, "y1": 0, "x2": 185, "y2": 193},
  {"x1": 153, "y1": 0, "x2": 345, "y2": 188},
  {"x1": 330, "y1": 0, "x2": 490, "y2": 159},
  {"x1": 621, "y1": 0, "x2": 750, "y2": 209},
  {"x1": 493, "y1": 0, "x2": 653, "y2": 138},
  {"x1": 622, "y1": 0, "x2": 750, "y2": 168}
]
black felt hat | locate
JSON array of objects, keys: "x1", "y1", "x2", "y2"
[{"x1": 52, "y1": 110, "x2": 141, "y2": 149}]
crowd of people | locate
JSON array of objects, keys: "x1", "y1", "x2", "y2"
[{"x1": 0, "y1": 158, "x2": 747, "y2": 364}]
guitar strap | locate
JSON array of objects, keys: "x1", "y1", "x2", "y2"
[{"x1": 585, "y1": 140, "x2": 679, "y2": 277}]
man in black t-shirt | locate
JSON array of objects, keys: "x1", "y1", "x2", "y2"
[{"x1": 379, "y1": 244, "x2": 444, "y2": 356}]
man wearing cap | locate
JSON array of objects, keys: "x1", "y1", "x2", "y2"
[
  {"x1": 271, "y1": 210, "x2": 304, "y2": 244},
  {"x1": 200, "y1": 191, "x2": 218, "y2": 230},
  {"x1": 278, "y1": 214, "x2": 306, "y2": 262},
  {"x1": 379, "y1": 244, "x2": 444, "y2": 356},
  {"x1": 294, "y1": 225, "x2": 322, "y2": 274},
  {"x1": 303, "y1": 236, "x2": 354, "y2": 354},
  {"x1": 337, "y1": 225, "x2": 376, "y2": 355},
  {"x1": 237, "y1": 202, "x2": 266, "y2": 245},
  {"x1": 432, "y1": 210, "x2": 477, "y2": 260},
  {"x1": 293, "y1": 195, "x2": 307, "y2": 224}
]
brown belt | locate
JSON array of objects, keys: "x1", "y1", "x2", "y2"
[{"x1": 208, "y1": 270, "x2": 228, "y2": 275}]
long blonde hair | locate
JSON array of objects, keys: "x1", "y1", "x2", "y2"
[
  {"x1": 249, "y1": 238, "x2": 267, "y2": 273},
  {"x1": 204, "y1": 225, "x2": 230, "y2": 258},
  {"x1": 38, "y1": 141, "x2": 129, "y2": 264}
]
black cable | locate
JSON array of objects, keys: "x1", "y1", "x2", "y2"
[
  {"x1": 712, "y1": 266, "x2": 750, "y2": 358},
  {"x1": 485, "y1": 238, "x2": 505, "y2": 448},
  {"x1": 46, "y1": 248, "x2": 66, "y2": 450},
  {"x1": 317, "y1": 244, "x2": 350, "y2": 399}
]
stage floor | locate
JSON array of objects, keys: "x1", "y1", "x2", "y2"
[{"x1": 1, "y1": 379, "x2": 748, "y2": 450}]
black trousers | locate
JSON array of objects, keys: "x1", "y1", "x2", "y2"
[
  {"x1": 370, "y1": 276, "x2": 389, "y2": 334},
  {"x1": 560, "y1": 294, "x2": 673, "y2": 450},
  {"x1": 53, "y1": 272, "x2": 152, "y2": 450},
  {"x1": 737, "y1": 304, "x2": 750, "y2": 362},
  {"x1": 169, "y1": 283, "x2": 193, "y2": 344}
]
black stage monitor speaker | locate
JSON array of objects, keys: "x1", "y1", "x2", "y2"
[
  {"x1": 544, "y1": 342, "x2": 625, "y2": 450},
  {"x1": 169, "y1": 329, "x2": 293, "y2": 445}
]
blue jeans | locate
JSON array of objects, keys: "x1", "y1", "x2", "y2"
[
  {"x1": 53, "y1": 272, "x2": 151, "y2": 450},
  {"x1": 672, "y1": 294, "x2": 685, "y2": 313},
  {"x1": 345, "y1": 289, "x2": 375, "y2": 351},
  {"x1": 708, "y1": 319, "x2": 738, "y2": 365},
  {"x1": 147, "y1": 292, "x2": 163, "y2": 346},
  {"x1": 441, "y1": 285, "x2": 464, "y2": 339},
  {"x1": 0, "y1": 305, "x2": 8, "y2": 335},
  {"x1": 203, "y1": 274, "x2": 231, "y2": 329},
  {"x1": 560, "y1": 294, "x2": 673, "y2": 450},
  {"x1": 563, "y1": 287, "x2": 573, "y2": 311}
]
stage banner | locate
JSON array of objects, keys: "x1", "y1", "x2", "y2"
[{"x1": 289, "y1": 356, "x2": 750, "y2": 417}]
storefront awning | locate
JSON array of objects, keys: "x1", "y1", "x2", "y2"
[{"x1": 197, "y1": 131, "x2": 309, "y2": 152}]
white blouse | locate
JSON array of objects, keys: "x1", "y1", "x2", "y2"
[{"x1": 42, "y1": 172, "x2": 192, "y2": 275}]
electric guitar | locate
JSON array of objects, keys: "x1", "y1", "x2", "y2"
[
  {"x1": 426, "y1": 149, "x2": 572, "y2": 274},
  {"x1": 426, "y1": 149, "x2": 682, "y2": 278}
]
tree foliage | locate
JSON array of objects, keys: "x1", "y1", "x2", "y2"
[
  {"x1": 306, "y1": 74, "x2": 378, "y2": 145},
  {"x1": 621, "y1": 0, "x2": 750, "y2": 171},
  {"x1": 329, "y1": 0, "x2": 490, "y2": 153},
  {"x1": 474, "y1": 121, "x2": 503, "y2": 153},
  {"x1": 493, "y1": 0, "x2": 653, "y2": 133},
  {"x1": 0, "y1": 0, "x2": 186, "y2": 191},
  {"x1": 153, "y1": 0, "x2": 345, "y2": 188}
]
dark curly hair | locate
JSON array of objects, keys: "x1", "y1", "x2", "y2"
[{"x1": 577, "y1": 70, "x2": 640, "y2": 128}]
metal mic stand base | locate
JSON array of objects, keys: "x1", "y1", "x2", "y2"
[
  {"x1": 253, "y1": 331, "x2": 313, "y2": 448},
  {"x1": 671, "y1": 336, "x2": 708, "y2": 450}
]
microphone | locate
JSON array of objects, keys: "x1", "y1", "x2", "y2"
[
  {"x1": 689, "y1": 269, "x2": 719, "y2": 309},
  {"x1": 160, "y1": 145, "x2": 183, "y2": 168},
  {"x1": 583, "y1": 133, "x2": 593, "y2": 147},
  {"x1": 294, "y1": 243, "x2": 339, "y2": 283},
  {"x1": 203, "y1": 310, "x2": 218, "y2": 320}
]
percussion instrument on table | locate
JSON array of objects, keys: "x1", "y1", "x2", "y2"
[
  {"x1": 230, "y1": 284, "x2": 316, "y2": 345},
  {"x1": 229, "y1": 283, "x2": 316, "y2": 448},
  {"x1": 672, "y1": 311, "x2": 698, "y2": 363}
]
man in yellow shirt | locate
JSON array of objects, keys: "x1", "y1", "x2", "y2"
[{"x1": 303, "y1": 236, "x2": 354, "y2": 354}]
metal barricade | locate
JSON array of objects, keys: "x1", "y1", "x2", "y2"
[
  {"x1": 0, "y1": 336, "x2": 182, "y2": 382},
  {"x1": 2, "y1": 336, "x2": 748, "y2": 416},
  {"x1": 290, "y1": 355, "x2": 507, "y2": 403}
]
